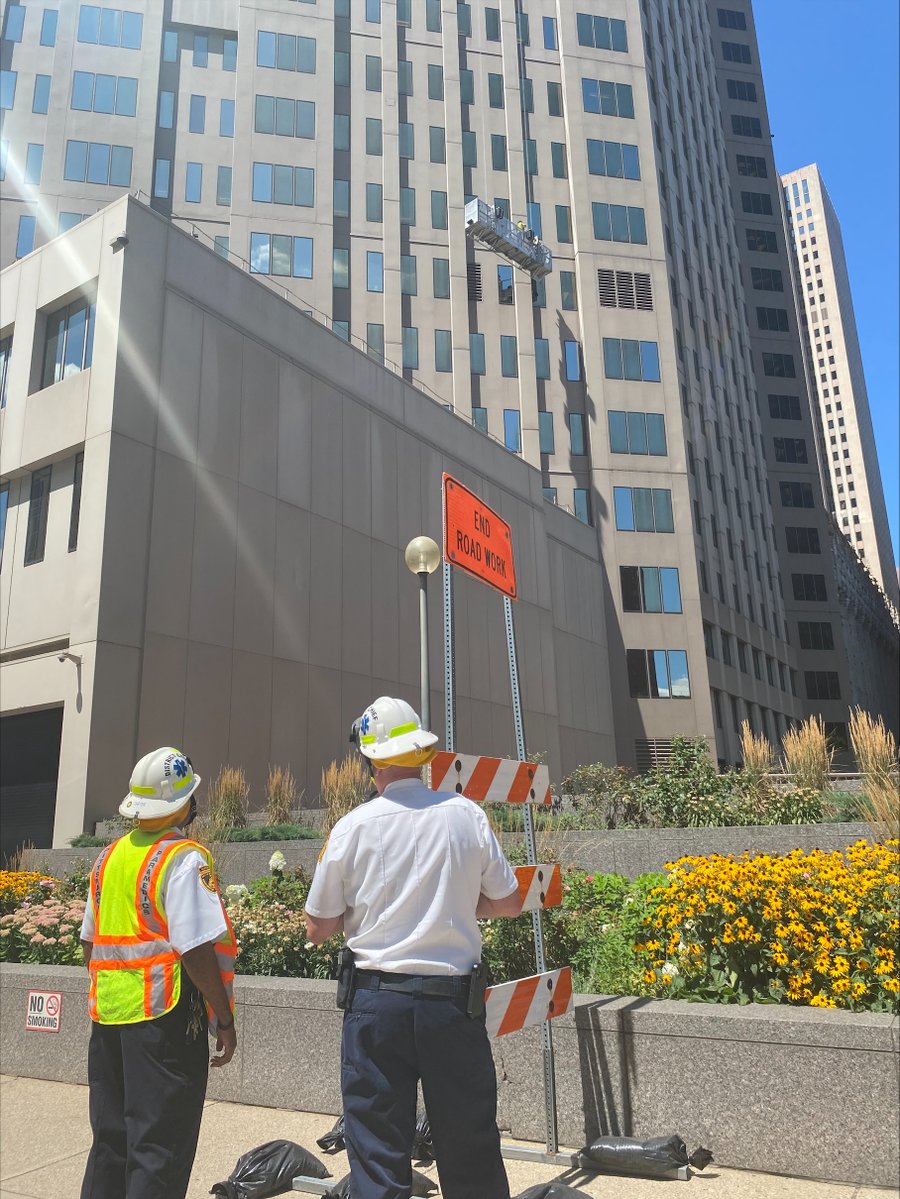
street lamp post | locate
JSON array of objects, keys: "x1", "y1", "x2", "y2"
[{"x1": 404, "y1": 536, "x2": 442, "y2": 731}]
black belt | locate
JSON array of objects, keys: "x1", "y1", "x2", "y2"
[{"x1": 355, "y1": 970, "x2": 471, "y2": 997}]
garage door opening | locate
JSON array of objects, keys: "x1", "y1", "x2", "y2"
[{"x1": 0, "y1": 708, "x2": 63, "y2": 863}]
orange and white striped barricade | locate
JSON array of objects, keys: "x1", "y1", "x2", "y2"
[
  {"x1": 484, "y1": 966, "x2": 573, "y2": 1039},
  {"x1": 430, "y1": 751, "x2": 551, "y2": 805},
  {"x1": 514, "y1": 864, "x2": 563, "y2": 913}
]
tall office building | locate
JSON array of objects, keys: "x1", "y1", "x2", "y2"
[
  {"x1": 2, "y1": 0, "x2": 875, "y2": 767},
  {"x1": 780, "y1": 164, "x2": 898, "y2": 608}
]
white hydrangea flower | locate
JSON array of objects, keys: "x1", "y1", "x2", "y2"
[
  {"x1": 225, "y1": 884, "x2": 249, "y2": 901},
  {"x1": 269, "y1": 850, "x2": 287, "y2": 874}
]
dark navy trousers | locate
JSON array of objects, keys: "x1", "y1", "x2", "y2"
[
  {"x1": 80, "y1": 991, "x2": 208, "y2": 1199},
  {"x1": 341, "y1": 978, "x2": 510, "y2": 1199}
]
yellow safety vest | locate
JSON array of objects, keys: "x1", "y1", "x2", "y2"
[{"x1": 88, "y1": 829, "x2": 236, "y2": 1029}]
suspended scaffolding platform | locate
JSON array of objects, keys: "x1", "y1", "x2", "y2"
[{"x1": 464, "y1": 198, "x2": 553, "y2": 278}]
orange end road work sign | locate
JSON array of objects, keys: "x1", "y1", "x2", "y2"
[{"x1": 443, "y1": 474, "x2": 517, "y2": 599}]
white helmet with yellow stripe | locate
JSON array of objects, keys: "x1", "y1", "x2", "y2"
[
  {"x1": 119, "y1": 747, "x2": 202, "y2": 820},
  {"x1": 354, "y1": 697, "x2": 438, "y2": 768}
]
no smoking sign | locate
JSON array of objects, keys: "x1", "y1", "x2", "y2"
[{"x1": 25, "y1": 990, "x2": 62, "y2": 1033}]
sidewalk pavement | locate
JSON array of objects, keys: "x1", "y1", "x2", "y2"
[{"x1": 1, "y1": 1075, "x2": 896, "y2": 1199}]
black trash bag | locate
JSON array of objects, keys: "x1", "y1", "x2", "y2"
[
  {"x1": 514, "y1": 1185, "x2": 594, "y2": 1199},
  {"x1": 317, "y1": 1115, "x2": 346, "y2": 1154},
  {"x1": 412, "y1": 1110, "x2": 435, "y2": 1162},
  {"x1": 325, "y1": 1168, "x2": 438, "y2": 1197},
  {"x1": 578, "y1": 1134, "x2": 713, "y2": 1179},
  {"x1": 210, "y1": 1139, "x2": 330, "y2": 1199}
]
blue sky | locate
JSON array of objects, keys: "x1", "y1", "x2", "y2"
[{"x1": 754, "y1": 0, "x2": 899, "y2": 564}]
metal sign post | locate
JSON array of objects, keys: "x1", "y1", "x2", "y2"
[
  {"x1": 504, "y1": 594, "x2": 559, "y2": 1157},
  {"x1": 443, "y1": 560, "x2": 456, "y2": 753}
]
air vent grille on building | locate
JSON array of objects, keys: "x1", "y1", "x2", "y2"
[
  {"x1": 598, "y1": 269, "x2": 653, "y2": 310},
  {"x1": 467, "y1": 261, "x2": 482, "y2": 302},
  {"x1": 634, "y1": 738, "x2": 672, "y2": 772}
]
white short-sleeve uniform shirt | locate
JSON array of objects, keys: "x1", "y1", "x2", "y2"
[
  {"x1": 80, "y1": 844, "x2": 228, "y2": 955},
  {"x1": 305, "y1": 778, "x2": 518, "y2": 975}
]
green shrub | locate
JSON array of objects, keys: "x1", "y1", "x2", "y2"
[
  {"x1": 69, "y1": 834, "x2": 113, "y2": 847},
  {"x1": 221, "y1": 823, "x2": 319, "y2": 842}
]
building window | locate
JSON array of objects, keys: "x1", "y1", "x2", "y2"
[
  {"x1": 158, "y1": 91, "x2": 175, "y2": 129},
  {"x1": 485, "y1": 7, "x2": 500, "y2": 39},
  {"x1": 792, "y1": 573, "x2": 827, "y2": 602},
  {"x1": 435, "y1": 329, "x2": 452, "y2": 372},
  {"x1": 366, "y1": 0, "x2": 381, "y2": 20},
  {"x1": 491, "y1": 134, "x2": 507, "y2": 172},
  {"x1": 534, "y1": 338, "x2": 550, "y2": 380},
  {"x1": 332, "y1": 247, "x2": 349, "y2": 288},
  {"x1": 503, "y1": 409, "x2": 521, "y2": 452},
  {"x1": 23, "y1": 144, "x2": 44, "y2": 186},
  {"x1": 768, "y1": 394, "x2": 801, "y2": 420},
  {"x1": 457, "y1": 3, "x2": 472, "y2": 35},
  {"x1": 332, "y1": 320, "x2": 350, "y2": 343},
  {"x1": 399, "y1": 255, "x2": 417, "y2": 296},
  {"x1": 185, "y1": 162, "x2": 202, "y2": 202},
  {"x1": 427, "y1": 63, "x2": 443, "y2": 100},
  {"x1": 366, "y1": 183, "x2": 383, "y2": 223},
  {"x1": 0, "y1": 70, "x2": 16, "y2": 111},
  {"x1": 805, "y1": 671, "x2": 840, "y2": 701},
  {"x1": 68, "y1": 453, "x2": 84, "y2": 552},
  {"x1": 398, "y1": 122, "x2": 414, "y2": 159},
  {"x1": 780, "y1": 481, "x2": 814, "y2": 509},
  {"x1": 402, "y1": 327, "x2": 418, "y2": 370},
  {"x1": 574, "y1": 489, "x2": 590, "y2": 524},
  {"x1": 334, "y1": 179, "x2": 350, "y2": 217},
  {"x1": 470, "y1": 333, "x2": 485, "y2": 375},
  {"x1": 550, "y1": 142, "x2": 568, "y2": 179},
  {"x1": 762, "y1": 352, "x2": 795, "y2": 378},
  {"x1": 592, "y1": 203, "x2": 646, "y2": 244},
  {"x1": 400, "y1": 186, "x2": 416, "y2": 225},
  {"x1": 366, "y1": 54, "x2": 382, "y2": 91},
  {"x1": 538, "y1": 411, "x2": 554, "y2": 454},
  {"x1": 425, "y1": 0, "x2": 441, "y2": 31},
  {"x1": 563, "y1": 342, "x2": 581, "y2": 382},
  {"x1": 429, "y1": 125, "x2": 446, "y2": 163},
  {"x1": 367, "y1": 323, "x2": 385, "y2": 363},
  {"x1": 64, "y1": 140, "x2": 133, "y2": 187},
  {"x1": 731, "y1": 114, "x2": 762, "y2": 138},
  {"x1": 746, "y1": 228, "x2": 777, "y2": 253},
  {"x1": 257, "y1": 30, "x2": 316, "y2": 73},
  {"x1": 462, "y1": 130, "x2": 477, "y2": 167},
  {"x1": 736, "y1": 153, "x2": 767, "y2": 178},
  {"x1": 500, "y1": 335, "x2": 518, "y2": 378},
  {"x1": 751, "y1": 267, "x2": 783, "y2": 291},
  {"x1": 216, "y1": 166, "x2": 232, "y2": 206},
  {"x1": 799, "y1": 621, "x2": 833, "y2": 651},
  {"x1": 620, "y1": 566, "x2": 682, "y2": 613},
  {"x1": 433, "y1": 258, "x2": 450, "y2": 298},
  {"x1": 32, "y1": 75, "x2": 51, "y2": 114},
  {"x1": 431, "y1": 190, "x2": 448, "y2": 229},
  {"x1": 722, "y1": 40, "x2": 751, "y2": 63},
  {"x1": 543, "y1": 487, "x2": 557, "y2": 504},
  {"x1": 608, "y1": 411, "x2": 667, "y2": 455},
  {"x1": 774, "y1": 437, "x2": 807, "y2": 464},
  {"x1": 42, "y1": 294, "x2": 96, "y2": 388},
  {"x1": 497, "y1": 265, "x2": 514, "y2": 305},
  {"x1": 71, "y1": 72, "x2": 138, "y2": 117},
  {"x1": 555, "y1": 205, "x2": 572, "y2": 243},
  {"x1": 614, "y1": 487, "x2": 673, "y2": 532},
  {"x1": 543, "y1": 16, "x2": 558, "y2": 48},
  {"x1": 627, "y1": 649, "x2": 690, "y2": 698},
  {"x1": 547, "y1": 81, "x2": 563, "y2": 117},
  {"x1": 249, "y1": 233, "x2": 314, "y2": 278},
  {"x1": 581, "y1": 78, "x2": 634, "y2": 118},
  {"x1": 214, "y1": 236, "x2": 230, "y2": 259},
  {"x1": 223, "y1": 35, "x2": 237, "y2": 70},
  {"x1": 757, "y1": 306, "x2": 789, "y2": 332},
  {"x1": 77, "y1": 5, "x2": 142, "y2": 47},
  {"x1": 0, "y1": 481, "x2": 8, "y2": 563},
  {"x1": 153, "y1": 158, "x2": 171, "y2": 197},
  {"x1": 188, "y1": 93, "x2": 206, "y2": 133},
  {"x1": 251, "y1": 162, "x2": 314, "y2": 207},
  {"x1": 727, "y1": 78, "x2": 758, "y2": 102},
  {"x1": 366, "y1": 251, "x2": 384, "y2": 292},
  {"x1": 785, "y1": 526, "x2": 820, "y2": 554},
  {"x1": 568, "y1": 412, "x2": 585, "y2": 454},
  {"x1": 741, "y1": 190, "x2": 772, "y2": 216},
  {"x1": 488, "y1": 72, "x2": 504, "y2": 109},
  {"x1": 0, "y1": 335, "x2": 11, "y2": 408},
  {"x1": 24, "y1": 466, "x2": 52, "y2": 566},
  {"x1": 586, "y1": 138, "x2": 640, "y2": 179},
  {"x1": 576, "y1": 13, "x2": 627, "y2": 50},
  {"x1": 603, "y1": 340, "x2": 660, "y2": 383}
]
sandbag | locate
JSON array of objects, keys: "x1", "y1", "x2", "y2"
[
  {"x1": 317, "y1": 1115, "x2": 346, "y2": 1154},
  {"x1": 210, "y1": 1139, "x2": 330, "y2": 1198},
  {"x1": 325, "y1": 1168, "x2": 438, "y2": 1197},
  {"x1": 578, "y1": 1134, "x2": 713, "y2": 1178}
]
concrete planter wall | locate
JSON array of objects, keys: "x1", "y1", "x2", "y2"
[
  {"x1": 1, "y1": 964, "x2": 897, "y2": 1188},
  {"x1": 35, "y1": 821, "x2": 876, "y2": 886}
]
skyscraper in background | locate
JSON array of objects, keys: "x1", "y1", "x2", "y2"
[
  {"x1": 780, "y1": 163, "x2": 898, "y2": 609},
  {"x1": 1, "y1": 0, "x2": 896, "y2": 760}
]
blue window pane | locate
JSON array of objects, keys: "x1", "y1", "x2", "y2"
[
  {"x1": 72, "y1": 72, "x2": 93, "y2": 110},
  {"x1": 598, "y1": 80, "x2": 617, "y2": 114},
  {"x1": 109, "y1": 145, "x2": 132, "y2": 186},
  {"x1": 526, "y1": 201, "x2": 542, "y2": 238},
  {"x1": 271, "y1": 234, "x2": 292, "y2": 276},
  {"x1": 24, "y1": 143, "x2": 43, "y2": 184},
  {"x1": 569, "y1": 413, "x2": 585, "y2": 455},
  {"x1": 257, "y1": 30, "x2": 276, "y2": 67},
  {"x1": 592, "y1": 202, "x2": 611, "y2": 240},
  {"x1": 651, "y1": 650, "x2": 670, "y2": 698},
  {"x1": 538, "y1": 411, "x2": 554, "y2": 454},
  {"x1": 435, "y1": 329, "x2": 452, "y2": 372},
  {"x1": 224, "y1": 37, "x2": 237, "y2": 71},
  {"x1": 660, "y1": 568, "x2": 682, "y2": 613},
  {"x1": 296, "y1": 100, "x2": 315, "y2": 138},
  {"x1": 78, "y1": 5, "x2": 100, "y2": 42},
  {"x1": 93, "y1": 74, "x2": 115, "y2": 113},
  {"x1": 16, "y1": 215, "x2": 35, "y2": 258},
  {"x1": 574, "y1": 489, "x2": 590, "y2": 524},
  {"x1": 470, "y1": 333, "x2": 485, "y2": 375},
  {"x1": 40, "y1": 9, "x2": 58, "y2": 45},
  {"x1": 58, "y1": 212, "x2": 82, "y2": 233},
  {"x1": 622, "y1": 143, "x2": 640, "y2": 179},
  {"x1": 297, "y1": 36, "x2": 316, "y2": 73},
  {"x1": 564, "y1": 341, "x2": 581, "y2": 381},
  {"x1": 627, "y1": 412, "x2": 647, "y2": 454},
  {"x1": 473, "y1": 407, "x2": 488, "y2": 432},
  {"x1": 668, "y1": 651, "x2": 690, "y2": 697},
  {"x1": 121, "y1": 11, "x2": 142, "y2": 48},
  {"x1": 615, "y1": 82, "x2": 634, "y2": 118},
  {"x1": 4, "y1": 5, "x2": 25, "y2": 40},
  {"x1": 542, "y1": 15, "x2": 557, "y2": 48},
  {"x1": 153, "y1": 158, "x2": 170, "y2": 197},
  {"x1": 295, "y1": 167, "x2": 314, "y2": 206},
  {"x1": 292, "y1": 237, "x2": 313, "y2": 278},
  {"x1": 632, "y1": 488, "x2": 654, "y2": 531},
  {"x1": 86, "y1": 142, "x2": 110, "y2": 183},
  {"x1": 581, "y1": 77, "x2": 599, "y2": 113},
  {"x1": 500, "y1": 335, "x2": 517, "y2": 377},
  {"x1": 608, "y1": 411, "x2": 628, "y2": 453},
  {"x1": 185, "y1": 162, "x2": 202, "y2": 202},
  {"x1": 640, "y1": 341, "x2": 661, "y2": 382},
  {"x1": 63, "y1": 303, "x2": 88, "y2": 377},
  {"x1": 189, "y1": 94, "x2": 205, "y2": 132},
  {"x1": 99, "y1": 8, "x2": 120, "y2": 45},
  {"x1": 220, "y1": 98, "x2": 235, "y2": 137},
  {"x1": 163, "y1": 30, "x2": 178, "y2": 61},
  {"x1": 603, "y1": 338, "x2": 623, "y2": 379},
  {"x1": 641, "y1": 567, "x2": 662, "y2": 612},
  {"x1": 587, "y1": 140, "x2": 605, "y2": 175},
  {"x1": 366, "y1": 251, "x2": 384, "y2": 292},
  {"x1": 610, "y1": 18, "x2": 627, "y2": 51},
  {"x1": 610, "y1": 204, "x2": 630, "y2": 242},
  {"x1": 535, "y1": 338, "x2": 550, "y2": 380},
  {"x1": 622, "y1": 339, "x2": 642, "y2": 380},
  {"x1": 116, "y1": 77, "x2": 138, "y2": 117},
  {"x1": 605, "y1": 141, "x2": 623, "y2": 177},
  {"x1": 33, "y1": 75, "x2": 51, "y2": 114},
  {"x1": 402, "y1": 327, "x2": 418, "y2": 369},
  {"x1": 431, "y1": 191, "x2": 448, "y2": 229},
  {"x1": 652, "y1": 488, "x2": 674, "y2": 532},
  {"x1": 0, "y1": 70, "x2": 17, "y2": 110},
  {"x1": 628, "y1": 206, "x2": 647, "y2": 243},
  {"x1": 273, "y1": 164, "x2": 293, "y2": 204},
  {"x1": 64, "y1": 140, "x2": 88, "y2": 181},
  {"x1": 613, "y1": 487, "x2": 634, "y2": 530},
  {"x1": 252, "y1": 162, "x2": 273, "y2": 201},
  {"x1": 193, "y1": 33, "x2": 208, "y2": 66},
  {"x1": 646, "y1": 413, "x2": 667, "y2": 455},
  {"x1": 503, "y1": 409, "x2": 521, "y2": 452}
]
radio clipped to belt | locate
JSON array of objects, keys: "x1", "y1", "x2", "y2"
[
  {"x1": 466, "y1": 961, "x2": 490, "y2": 1020},
  {"x1": 335, "y1": 947, "x2": 356, "y2": 1011}
]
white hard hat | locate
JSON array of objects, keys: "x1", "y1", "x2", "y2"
[
  {"x1": 119, "y1": 747, "x2": 202, "y2": 820},
  {"x1": 355, "y1": 697, "x2": 438, "y2": 761}
]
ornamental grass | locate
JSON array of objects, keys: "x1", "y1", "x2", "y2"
[
  {"x1": 848, "y1": 708, "x2": 900, "y2": 841},
  {"x1": 321, "y1": 753, "x2": 370, "y2": 836},
  {"x1": 635, "y1": 841, "x2": 899, "y2": 1013},
  {"x1": 781, "y1": 715, "x2": 832, "y2": 793},
  {"x1": 265, "y1": 764, "x2": 299, "y2": 827}
]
